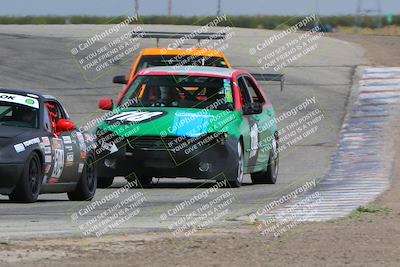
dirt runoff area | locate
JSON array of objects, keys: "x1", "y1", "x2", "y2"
[
  {"x1": 1, "y1": 34, "x2": 400, "y2": 267},
  {"x1": 329, "y1": 33, "x2": 400, "y2": 67}
]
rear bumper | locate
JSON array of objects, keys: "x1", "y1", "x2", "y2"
[
  {"x1": 97, "y1": 135, "x2": 238, "y2": 180},
  {"x1": 0, "y1": 163, "x2": 24, "y2": 194}
]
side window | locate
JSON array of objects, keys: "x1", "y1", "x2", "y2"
[
  {"x1": 45, "y1": 101, "x2": 67, "y2": 133},
  {"x1": 237, "y1": 76, "x2": 251, "y2": 107},
  {"x1": 43, "y1": 106, "x2": 52, "y2": 133},
  {"x1": 244, "y1": 76, "x2": 265, "y2": 104}
]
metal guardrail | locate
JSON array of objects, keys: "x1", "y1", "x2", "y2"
[{"x1": 251, "y1": 73, "x2": 285, "y2": 91}]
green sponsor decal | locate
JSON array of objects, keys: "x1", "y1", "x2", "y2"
[{"x1": 25, "y1": 99, "x2": 35, "y2": 105}]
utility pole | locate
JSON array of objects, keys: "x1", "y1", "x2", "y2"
[
  {"x1": 376, "y1": 0, "x2": 382, "y2": 28},
  {"x1": 314, "y1": 0, "x2": 319, "y2": 27},
  {"x1": 217, "y1": 0, "x2": 222, "y2": 17},
  {"x1": 134, "y1": 0, "x2": 139, "y2": 16},
  {"x1": 356, "y1": 0, "x2": 382, "y2": 28},
  {"x1": 168, "y1": 0, "x2": 172, "y2": 16}
]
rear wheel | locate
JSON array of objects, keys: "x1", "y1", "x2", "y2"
[
  {"x1": 68, "y1": 154, "x2": 97, "y2": 201},
  {"x1": 226, "y1": 141, "x2": 244, "y2": 188},
  {"x1": 97, "y1": 177, "x2": 114, "y2": 188},
  {"x1": 251, "y1": 134, "x2": 279, "y2": 184},
  {"x1": 9, "y1": 152, "x2": 43, "y2": 203}
]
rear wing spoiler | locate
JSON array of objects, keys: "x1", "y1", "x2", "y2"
[
  {"x1": 251, "y1": 73, "x2": 285, "y2": 91},
  {"x1": 132, "y1": 31, "x2": 226, "y2": 47}
]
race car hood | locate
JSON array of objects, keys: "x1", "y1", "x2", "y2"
[
  {"x1": 0, "y1": 126, "x2": 29, "y2": 139},
  {"x1": 97, "y1": 107, "x2": 240, "y2": 138},
  {"x1": 0, "y1": 126, "x2": 44, "y2": 163},
  {"x1": 0, "y1": 126, "x2": 37, "y2": 149}
]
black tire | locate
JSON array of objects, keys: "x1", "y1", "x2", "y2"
[
  {"x1": 226, "y1": 141, "x2": 244, "y2": 188},
  {"x1": 68, "y1": 154, "x2": 97, "y2": 201},
  {"x1": 251, "y1": 134, "x2": 279, "y2": 184},
  {"x1": 9, "y1": 152, "x2": 43, "y2": 203},
  {"x1": 126, "y1": 175, "x2": 152, "y2": 187},
  {"x1": 97, "y1": 176, "x2": 114, "y2": 188}
]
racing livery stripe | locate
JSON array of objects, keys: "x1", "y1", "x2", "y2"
[{"x1": 106, "y1": 110, "x2": 167, "y2": 124}]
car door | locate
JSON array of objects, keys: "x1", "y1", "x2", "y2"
[
  {"x1": 43, "y1": 101, "x2": 81, "y2": 184},
  {"x1": 243, "y1": 75, "x2": 275, "y2": 169},
  {"x1": 237, "y1": 75, "x2": 260, "y2": 172}
]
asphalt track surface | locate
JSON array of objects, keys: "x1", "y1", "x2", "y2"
[{"x1": 0, "y1": 25, "x2": 367, "y2": 239}]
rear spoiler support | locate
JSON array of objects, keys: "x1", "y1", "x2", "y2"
[
  {"x1": 251, "y1": 73, "x2": 285, "y2": 91},
  {"x1": 132, "y1": 31, "x2": 226, "y2": 47}
]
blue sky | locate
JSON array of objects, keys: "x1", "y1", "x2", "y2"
[{"x1": 1, "y1": 0, "x2": 399, "y2": 16}]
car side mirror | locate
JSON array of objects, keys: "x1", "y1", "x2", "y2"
[
  {"x1": 243, "y1": 102, "x2": 263, "y2": 115},
  {"x1": 99, "y1": 98, "x2": 113, "y2": 111},
  {"x1": 113, "y1": 75, "x2": 128, "y2": 84},
  {"x1": 56, "y1": 119, "x2": 75, "y2": 133}
]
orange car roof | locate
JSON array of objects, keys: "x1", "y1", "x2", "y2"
[{"x1": 140, "y1": 48, "x2": 226, "y2": 58}]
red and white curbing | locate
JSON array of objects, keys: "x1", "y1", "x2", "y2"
[{"x1": 255, "y1": 67, "x2": 400, "y2": 222}]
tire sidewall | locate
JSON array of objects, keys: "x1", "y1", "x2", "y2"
[
  {"x1": 227, "y1": 141, "x2": 244, "y2": 188},
  {"x1": 80, "y1": 153, "x2": 97, "y2": 198},
  {"x1": 11, "y1": 152, "x2": 43, "y2": 203},
  {"x1": 267, "y1": 136, "x2": 279, "y2": 183}
]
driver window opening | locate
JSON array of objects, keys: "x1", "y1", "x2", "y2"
[
  {"x1": 237, "y1": 76, "x2": 251, "y2": 109},
  {"x1": 45, "y1": 101, "x2": 65, "y2": 135},
  {"x1": 244, "y1": 76, "x2": 265, "y2": 104}
]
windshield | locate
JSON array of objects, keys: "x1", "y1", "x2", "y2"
[
  {"x1": 0, "y1": 102, "x2": 39, "y2": 128},
  {"x1": 135, "y1": 55, "x2": 228, "y2": 74},
  {"x1": 120, "y1": 75, "x2": 234, "y2": 110}
]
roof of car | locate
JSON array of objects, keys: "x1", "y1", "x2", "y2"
[
  {"x1": 140, "y1": 48, "x2": 226, "y2": 58},
  {"x1": 139, "y1": 66, "x2": 238, "y2": 77},
  {"x1": 0, "y1": 89, "x2": 58, "y2": 102},
  {"x1": 0, "y1": 88, "x2": 42, "y2": 98}
]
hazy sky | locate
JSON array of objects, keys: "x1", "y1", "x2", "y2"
[{"x1": 1, "y1": 0, "x2": 399, "y2": 16}]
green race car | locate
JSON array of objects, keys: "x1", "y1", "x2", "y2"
[{"x1": 95, "y1": 66, "x2": 279, "y2": 188}]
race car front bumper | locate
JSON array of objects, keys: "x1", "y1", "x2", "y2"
[
  {"x1": 97, "y1": 134, "x2": 238, "y2": 180},
  {"x1": 0, "y1": 163, "x2": 24, "y2": 194}
]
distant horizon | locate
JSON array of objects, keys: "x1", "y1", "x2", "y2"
[
  {"x1": 1, "y1": 0, "x2": 399, "y2": 17},
  {"x1": 1, "y1": 13, "x2": 399, "y2": 17}
]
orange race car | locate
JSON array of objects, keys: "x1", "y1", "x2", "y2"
[
  {"x1": 112, "y1": 31, "x2": 284, "y2": 91},
  {"x1": 112, "y1": 31, "x2": 232, "y2": 85}
]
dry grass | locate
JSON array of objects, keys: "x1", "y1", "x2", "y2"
[{"x1": 337, "y1": 25, "x2": 400, "y2": 36}]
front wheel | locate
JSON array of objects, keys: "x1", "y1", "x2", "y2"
[
  {"x1": 68, "y1": 154, "x2": 97, "y2": 201},
  {"x1": 251, "y1": 134, "x2": 279, "y2": 184},
  {"x1": 226, "y1": 141, "x2": 244, "y2": 188},
  {"x1": 9, "y1": 152, "x2": 43, "y2": 203}
]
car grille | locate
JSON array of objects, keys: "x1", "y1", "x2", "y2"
[
  {"x1": 126, "y1": 136, "x2": 179, "y2": 151},
  {"x1": 126, "y1": 134, "x2": 225, "y2": 152}
]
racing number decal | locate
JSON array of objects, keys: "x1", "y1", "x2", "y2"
[
  {"x1": 106, "y1": 111, "x2": 166, "y2": 124},
  {"x1": 47, "y1": 138, "x2": 65, "y2": 184},
  {"x1": 247, "y1": 117, "x2": 259, "y2": 169},
  {"x1": 51, "y1": 148, "x2": 65, "y2": 178},
  {"x1": 249, "y1": 123, "x2": 259, "y2": 159}
]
